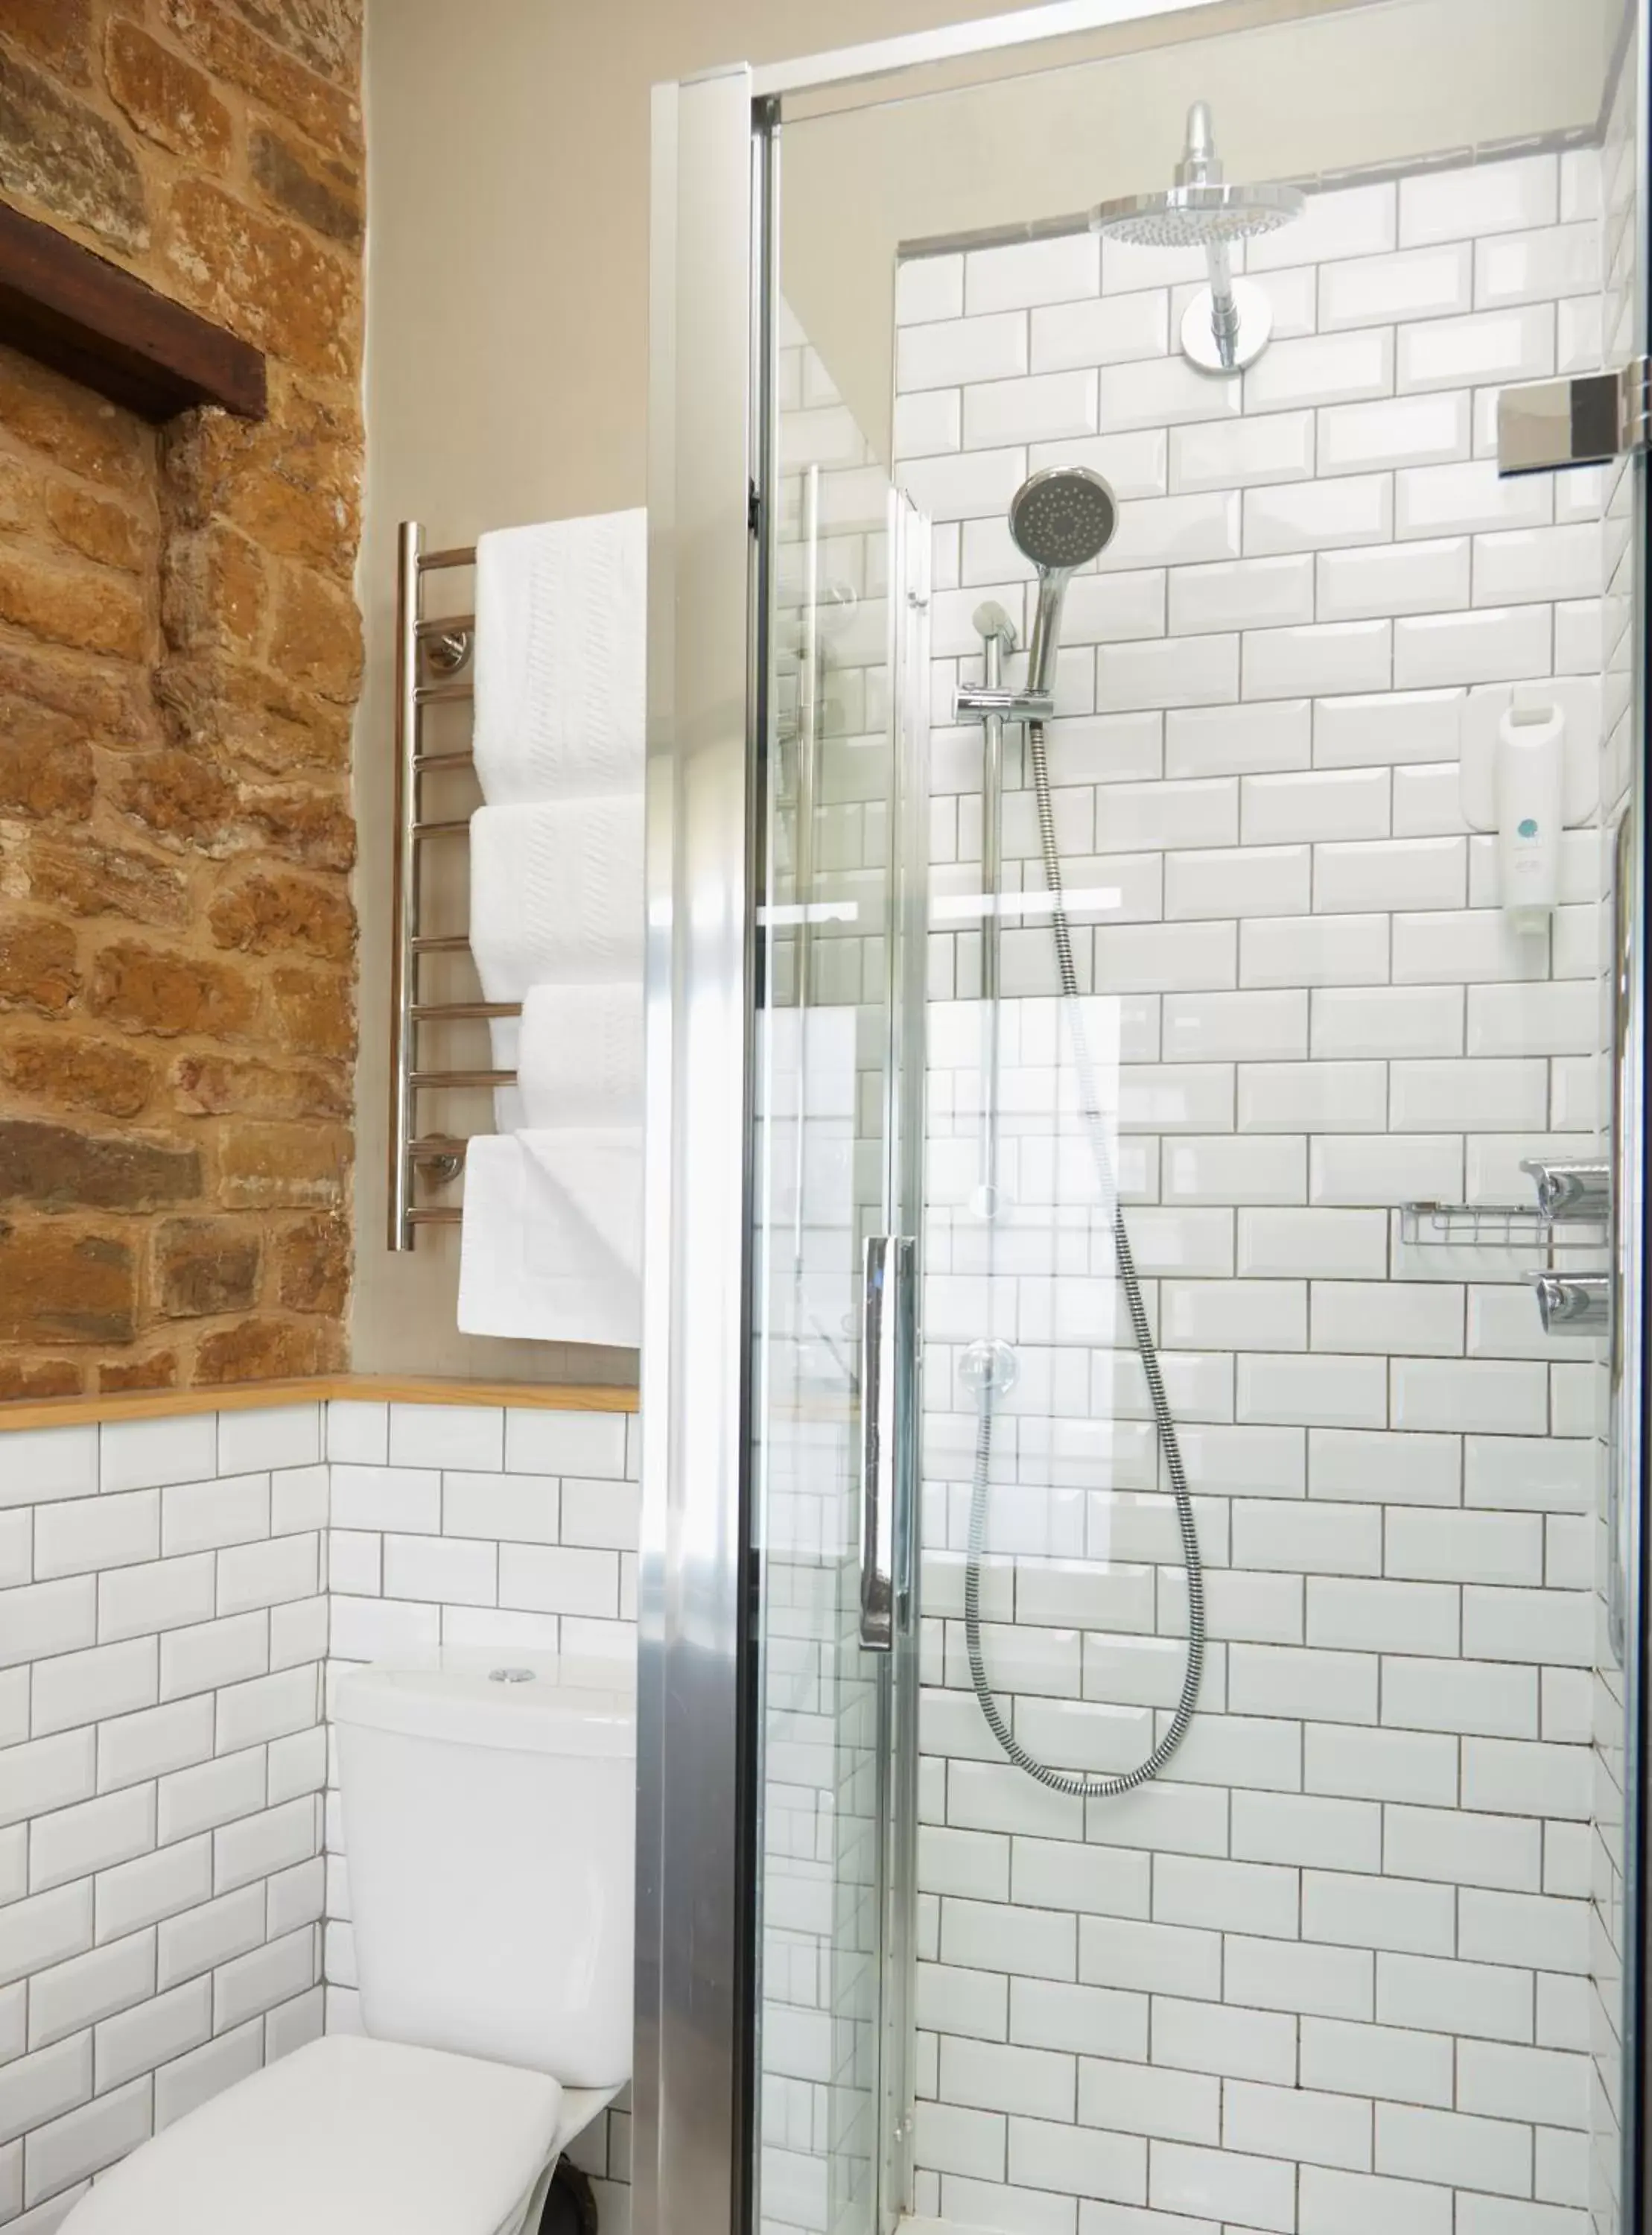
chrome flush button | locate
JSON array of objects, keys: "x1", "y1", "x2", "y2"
[{"x1": 488, "y1": 1667, "x2": 536, "y2": 1684}]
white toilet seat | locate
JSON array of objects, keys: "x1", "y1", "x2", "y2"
[{"x1": 57, "y1": 2034, "x2": 567, "y2": 2235}]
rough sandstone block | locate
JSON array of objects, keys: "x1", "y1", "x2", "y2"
[
  {"x1": 171, "y1": 1052, "x2": 349, "y2": 1123},
  {"x1": 0, "y1": 347, "x2": 153, "y2": 494},
  {"x1": 0, "y1": 0, "x2": 93, "y2": 84},
  {"x1": 268, "y1": 562, "x2": 361, "y2": 698},
  {"x1": 269, "y1": 964, "x2": 355, "y2": 1059},
  {"x1": 0, "y1": 1225, "x2": 136, "y2": 1345},
  {"x1": 0, "y1": 1032, "x2": 158, "y2": 1121},
  {"x1": 25, "y1": 834, "x2": 191, "y2": 930},
  {"x1": 208, "y1": 866, "x2": 355, "y2": 961},
  {"x1": 99, "y1": 1350, "x2": 180, "y2": 1393},
  {"x1": 165, "y1": 177, "x2": 355, "y2": 381},
  {"x1": 156, "y1": 1217, "x2": 261, "y2": 1317},
  {"x1": 241, "y1": 787, "x2": 355, "y2": 872},
  {"x1": 114, "y1": 747, "x2": 237, "y2": 851},
  {"x1": 0, "y1": 1357, "x2": 84, "y2": 1401},
  {"x1": 0, "y1": 711, "x2": 95, "y2": 819},
  {"x1": 88, "y1": 939, "x2": 258, "y2": 1039},
  {"x1": 230, "y1": 0, "x2": 359, "y2": 81},
  {"x1": 0, "y1": 548, "x2": 147, "y2": 660},
  {"x1": 0, "y1": 46, "x2": 148, "y2": 251},
  {"x1": 217, "y1": 1118, "x2": 351, "y2": 1208},
  {"x1": 250, "y1": 122, "x2": 361, "y2": 248},
  {"x1": 0, "y1": 1119, "x2": 201, "y2": 1211},
  {"x1": 275, "y1": 1211, "x2": 348, "y2": 1314},
  {"x1": 105, "y1": 17, "x2": 232, "y2": 166},
  {"x1": 161, "y1": 0, "x2": 362, "y2": 156},
  {"x1": 196, "y1": 1314, "x2": 338, "y2": 1384},
  {"x1": 43, "y1": 480, "x2": 150, "y2": 572},
  {"x1": 162, "y1": 522, "x2": 265, "y2": 655},
  {"x1": 0, "y1": 920, "x2": 80, "y2": 1015}
]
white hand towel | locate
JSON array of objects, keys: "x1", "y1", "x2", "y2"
[
  {"x1": 473, "y1": 510, "x2": 646, "y2": 806},
  {"x1": 458, "y1": 1129, "x2": 642, "y2": 1349},
  {"x1": 468, "y1": 797, "x2": 644, "y2": 1003},
  {"x1": 512, "y1": 983, "x2": 644, "y2": 1130}
]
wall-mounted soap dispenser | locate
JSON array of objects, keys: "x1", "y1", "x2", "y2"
[{"x1": 1460, "y1": 680, "x2": 1598, "y2": 928}]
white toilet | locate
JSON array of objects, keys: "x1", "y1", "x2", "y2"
[{"x1": 61, "y1": 1654, "x2": 636, "y2": 2235}]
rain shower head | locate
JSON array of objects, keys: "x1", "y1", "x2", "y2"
[
  {"x1": 1091, "y1": 179, "x2": 1303, "y2": 251},
  {"x1": 1090, "y1": 101, "x2": 1304, "y2": 372},
  {"x1": 1008, "y1": 465, "x2": 1118, "y2": 696}
]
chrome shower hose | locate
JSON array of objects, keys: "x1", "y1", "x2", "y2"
[{"x1": 963, "y1": 717, "x2": 1206, "y2": 1798}]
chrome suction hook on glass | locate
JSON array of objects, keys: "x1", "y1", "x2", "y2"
[
  {"x1": 1090, "y1": 100, "x2": 1305, "y2": 374},
  {"x1": 959, "y1": 1337, "x2": 1019, "y2": 1398}
]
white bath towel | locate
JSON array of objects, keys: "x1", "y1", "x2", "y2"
[
  {"x1": 472, "y1": 510, "x2": 646, "y2": 806},
  {"x1": 491, "y1": 983, "x2": 645, "y2": 1132},
  {"x1": 468, "y1": 797, "x2": 644, "y2": 1004},
  {"x1": 458, "y1": 1129, "x2": 642, "y2": 1349}
]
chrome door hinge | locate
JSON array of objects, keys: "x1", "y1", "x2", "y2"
[{"x1": 1498, "y1": 358, "x2": 1652, "y2": 475}]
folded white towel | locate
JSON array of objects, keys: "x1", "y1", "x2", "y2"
[
  {"x1": 490, "y1": 983, "x2": 644, "y2": 1131},
  {"x1": 458, "y1": 1129, "x2": 642, "y2": 1349},
  {"x1": 472, "y1": 511, "x2": 646, "y2": 807},
  {"x1": 468, "y1": 797, "x2": 644, "y2": 1004}
]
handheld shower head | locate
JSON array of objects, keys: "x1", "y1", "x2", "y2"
[{"x1": 1008, "y1": 466, "x2": 1118, "y2": 696}]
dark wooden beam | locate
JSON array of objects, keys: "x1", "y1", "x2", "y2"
[{"x1": 0, "y1": 198, "x2": 266, "y2": 423}]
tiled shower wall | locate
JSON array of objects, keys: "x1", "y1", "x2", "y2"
[
  {"x1": 0, "y1": 1397, "x2": 638, "y2": 2234},
  {"x1": 894, "y1": 145, "x2": 1613, "y2": 2235}
]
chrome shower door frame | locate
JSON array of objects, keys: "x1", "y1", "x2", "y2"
[{"x1": 637, "y1": 61, "x2": 760, "y2": 2235}]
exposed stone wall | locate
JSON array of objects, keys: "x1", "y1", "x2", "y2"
[{"x1": 0, "y1": 0, "x2": 363, "y2": 1398}]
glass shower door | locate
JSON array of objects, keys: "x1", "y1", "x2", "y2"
[{"x1": 750, "y1": 293, "x2": 929, "y2": 2235}]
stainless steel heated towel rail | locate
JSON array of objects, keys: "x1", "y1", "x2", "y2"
[{"x1": 387, "y1": 522, "x2": 519, "y2": 1250}]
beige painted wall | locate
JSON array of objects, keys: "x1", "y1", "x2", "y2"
[{"x1": 352, "y1": 0, "x2": 1061, "y2": 1377}]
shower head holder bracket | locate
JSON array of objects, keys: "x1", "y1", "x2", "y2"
[{"x1": 955, "y1": 682, "x2": 1055, "y2": 721}]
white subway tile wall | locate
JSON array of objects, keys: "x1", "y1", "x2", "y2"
[
  {"x1": 896, "y1": 143, "x2": 1610, "y2": 2235},
  {"x1": 0, "y1": 1406, "x2": 326, "y2": 2229},
  {"x1": 0, "y1": 1399, "x2": 638, "y2": 2234}
]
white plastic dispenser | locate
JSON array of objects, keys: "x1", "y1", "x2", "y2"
[
  {"x1": 1494, "y1": 698, "x2": 1565, "y2": 929},
  {"x1": 1459, "y1": 681, "x2": 1597, "y2": 931}
]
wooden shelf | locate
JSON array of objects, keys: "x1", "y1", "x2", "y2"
[
  {"x1": 0, "y1": 198, "x2": 265, "y2": 422},
  {"x1": 0, "y1": 1373, "x2": 639, "y2": 1432}
]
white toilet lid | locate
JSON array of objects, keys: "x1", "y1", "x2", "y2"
[{"x1": 59, "y1": 2035, "x2": 565, "y2": 2235}]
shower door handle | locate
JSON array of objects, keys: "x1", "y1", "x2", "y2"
[{"x1": 860, "y1": 1235, "x2": 915, "y2": 1652}]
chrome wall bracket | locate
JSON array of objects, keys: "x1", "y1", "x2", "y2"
[
  {"x1": 1528, "y1": 1273, "x2": 1612, "y2": 1334},
  {"x1": 1498, "y1": 358, "x2": 1652, "y2": 475},
  {"x1": 1520, "y1": 1158, "x2": 1612, "y2": 1224}
]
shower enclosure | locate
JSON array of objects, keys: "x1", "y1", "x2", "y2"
[{"x1": 638, "y1": 7, "x2": 1651, "y2": 2235}]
